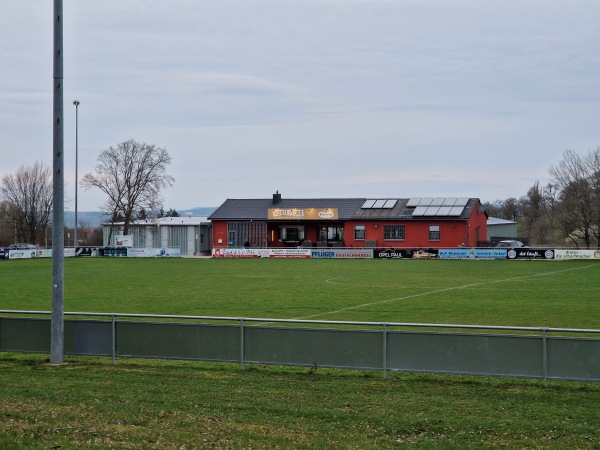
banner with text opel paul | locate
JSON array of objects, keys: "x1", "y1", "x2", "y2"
[{"x1": 373, "y1": 248, "x2": 415, "y2": 259}]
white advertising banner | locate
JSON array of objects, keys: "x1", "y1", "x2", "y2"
[
  {"x1": 212, "y1": 248, "x2": 311, "y2": 258},
  {"x1": 554, "y1": 249, "x2": 600, "y2": 260},
  {"x1": 24, "y1": 248, "x2": 87, "y2": 258},
  {"x1": 269, "y1": 248, "x2": 311, "y2": 258},
  {"x1": 8, "y1": 249, "x2": 38, "y2": 259},
  {"x1": 114, "y1": 235, "x2": 134, "y2": 247},
  {"x1": 212, "y1": 248, "x2": 269, "y2": 258},
  {"x1": 127, "y1": 248, "x2": 181, "y2": 257}
]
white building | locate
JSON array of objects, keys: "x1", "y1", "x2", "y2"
[{"x1": 102, "y1": 216, "x2": 212, "y2": 256}]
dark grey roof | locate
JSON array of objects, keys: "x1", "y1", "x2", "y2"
[
  {"x1": 350, "y1": 198, "x2": 409, "y2": 220},
  {"x1": 209, "y1": 198, "x2": 366, "y2": 220},
  {"x1": 347, "y1": 198, "x2": 478, "y2": 221},
  {"x1": 209, "y1": 197, "x2": 480, "y2": 221}
]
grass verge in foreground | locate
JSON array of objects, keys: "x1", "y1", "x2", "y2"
[{"x1": 1, "y1": 353, "x2": 598, "y2": 449}]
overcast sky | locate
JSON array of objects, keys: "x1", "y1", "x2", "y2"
[{"x1": 2, "y1": 0, "x2": 599, "y2": 212}]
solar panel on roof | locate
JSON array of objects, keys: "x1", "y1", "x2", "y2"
[
  {"x1": 373, "y1": 199, "x2": 387, "y2": 208},
  {"x1": 424, "y1": 206, "x2": 440, "y2": 215},
  {"x1": 442, "y1": 197, "x2": 458, "y2": 206},
  {"x1": 418, "y1": 197, "x2": 434, "y2": 206},
  {"x1": 407, "y1": 197, "x2": 421, "y2": 207},
  {"x1": 362, "y1": 199, "x2": 376, "y2": 209},
  {"x1": 448, "y1": 206, "x2": 465, "y2": 216},
  {"x1": 412, "y1": 206, "x2": 428, "y2": 216},
  {"x1": 455, "y1": 197, "x2": 469, "y2": 207},
  {"x1": 432, "y1": 197, "x2": 445, "y2": 206},
  {"x1": 383, "y1": 199, "x2": 397, "y2": 209},
  {"x1": 436, "y1": 206, "x2": 453, "y2": 216}
]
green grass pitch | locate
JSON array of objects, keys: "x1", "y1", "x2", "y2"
[{"x1": 2, "y1": 258, "x2": 599, "y2": 329}]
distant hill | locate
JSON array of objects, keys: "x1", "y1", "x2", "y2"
[
  {"x1": 178, "y1": 207, "x2": 217, "y2": 217},
  {"x1": 65, "y1": 207, "x2": 217, "y2": 229},
  {"x1": 64, "y1": 211, "x2": 108, "y2": 229}
]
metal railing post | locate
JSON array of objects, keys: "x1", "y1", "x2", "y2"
[
  {"x1": 240, "y1": 318, "x2": 245, "y2": 371},
  {"x1": 542, "y1": 329, "x2": 548, "y2": 388},
  {"x1": 382, "y1": 323, "x2": 388, "y2": 378},
  {"x1": 111, "y1": 315, "x2": 116, "y2": 365}
]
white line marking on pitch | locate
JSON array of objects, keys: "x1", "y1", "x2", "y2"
[{"x1": 298, "y1": 264, "x2": 598, "y2": 320}]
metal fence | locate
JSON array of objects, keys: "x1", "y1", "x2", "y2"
[{"x1": 1, "y1": 310, "x2": 598, "y2": 385}]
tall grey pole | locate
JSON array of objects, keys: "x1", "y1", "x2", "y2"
[
  {"x1": 73, "y1": 100, "x2": 79, "y2": 252},
  {"x1": 51, "y1": 0, "x2": 65, "y2": 364}
]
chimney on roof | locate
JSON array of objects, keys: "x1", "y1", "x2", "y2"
[{"x1": 272, "y1": 191, "x2": 281, "y2": 204}]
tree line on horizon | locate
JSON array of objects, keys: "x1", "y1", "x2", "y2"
[
  {"x1": 482, "y1": 147, "x2": 600, "y2": 248},
  {"x1": 1, "y1": 141, "x2": 599, "y2": 248}
]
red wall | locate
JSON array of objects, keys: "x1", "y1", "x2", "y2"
[
  {"x1": 211, "y1": 201, "x2": 488, "y2": 249},
  {"x1": 211, "y1": 221, "x2": 228, "y2": 247},
  {"x1": 344, "y1": 220, "x2": 468, "y2": 248},
  {"x1": 345, "y1": 200, "x2": 487, "y2": 248}
]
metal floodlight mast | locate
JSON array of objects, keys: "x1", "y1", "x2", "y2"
[
  {"x1": 73, "y1": 100, "x2": 79, "y2": 252},
  {"x1": 51, "y1": 0, "x2": 65, "y2": 364}
]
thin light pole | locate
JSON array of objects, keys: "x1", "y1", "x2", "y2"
[
  {"x1": 51, "y1": 0, "x2": 65, "y2": 364},
  {"x1": 73, "y1": 100, "x2": 79, "y2": 252}
]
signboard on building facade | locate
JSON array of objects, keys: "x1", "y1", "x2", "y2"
[
  {"x1": 114, "y1": 235, "x2": 134, "y2": 247},
  {"x1": 268, "y1": 208, "x2": 339, "y2": 221}
]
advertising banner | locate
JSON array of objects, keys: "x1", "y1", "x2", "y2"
[
  {"x1": 212, "y1": 248, "x2": 269, "y2": 258},
  {"x1": 438, "y1": 249, "x2": 471, "y2": 259},
  {"x1": 373, "y1": 248, "x2": 413, "y2": 259},
  {"x1": 102, "y1": 247, "x2": 128, "y2": 257},
  {"x1": 126, "y1": 248, "x2": 181, "y2": 257},
  {"x1": 555, "y1": 249, "x2": 600, "y2": 260},
  {"x1": 8, "y1": 249, "x2": 37, "y2": 259},
  {"x1": 310, "y1": 249, "x2": 373, "y2": 259},
  {"x1": 268, "y1": 208, "x2": 338, "y2": 221},
  {"x1": 76, "y1": 247, "x2": 102, "y2": 257},
  {"x1": 269, "y1": 248, "x2": 311, "y2": 258},
  {"x1": 16, "y1": 249, "x2": 74, "y2": 258},
  {"x1": 473, "y1": 249, "x2": 507, "y2": 259},
  {"x1": 411, "y1": 250, "x2": 438, "y2": 259},
  {"x1": 114, "y1": 235, "x2": 134, "y2": 247},
  {"x1": 438, "y1": 249, "x2": 507, "y2": 259},
  {"x1": 507, "y1": 248, "x2": 555, "y2": 260}
]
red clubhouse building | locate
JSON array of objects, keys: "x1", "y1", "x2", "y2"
[{"x1": 209, "y1": 192, "x2": 488, "y2": 250}]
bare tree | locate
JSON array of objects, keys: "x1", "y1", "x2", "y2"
[
  {"x1": 0, "y1": 162, "x2": 53, "y2": 245},
  {"x1": 481, "y1": 198, "x2": 522, "y2": 222},
  {"x1": 0, "y1": 201, "x2": 14, "y2": 245},
  {"x1": 521, "y1": 181, "x2": 549, "y2": 244},
  {"x1": 549, "y1": 148, "x2": 600, "y2": 248},
  {"x1": 81, "y1": 139, "x2": 175, "y2": 240},
  {"x1": 502, "y1": 197, "x2": 522, "y2": 222},
  {"x1": 542, "y1": 182, "x2": 561, "y2": 243}
]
